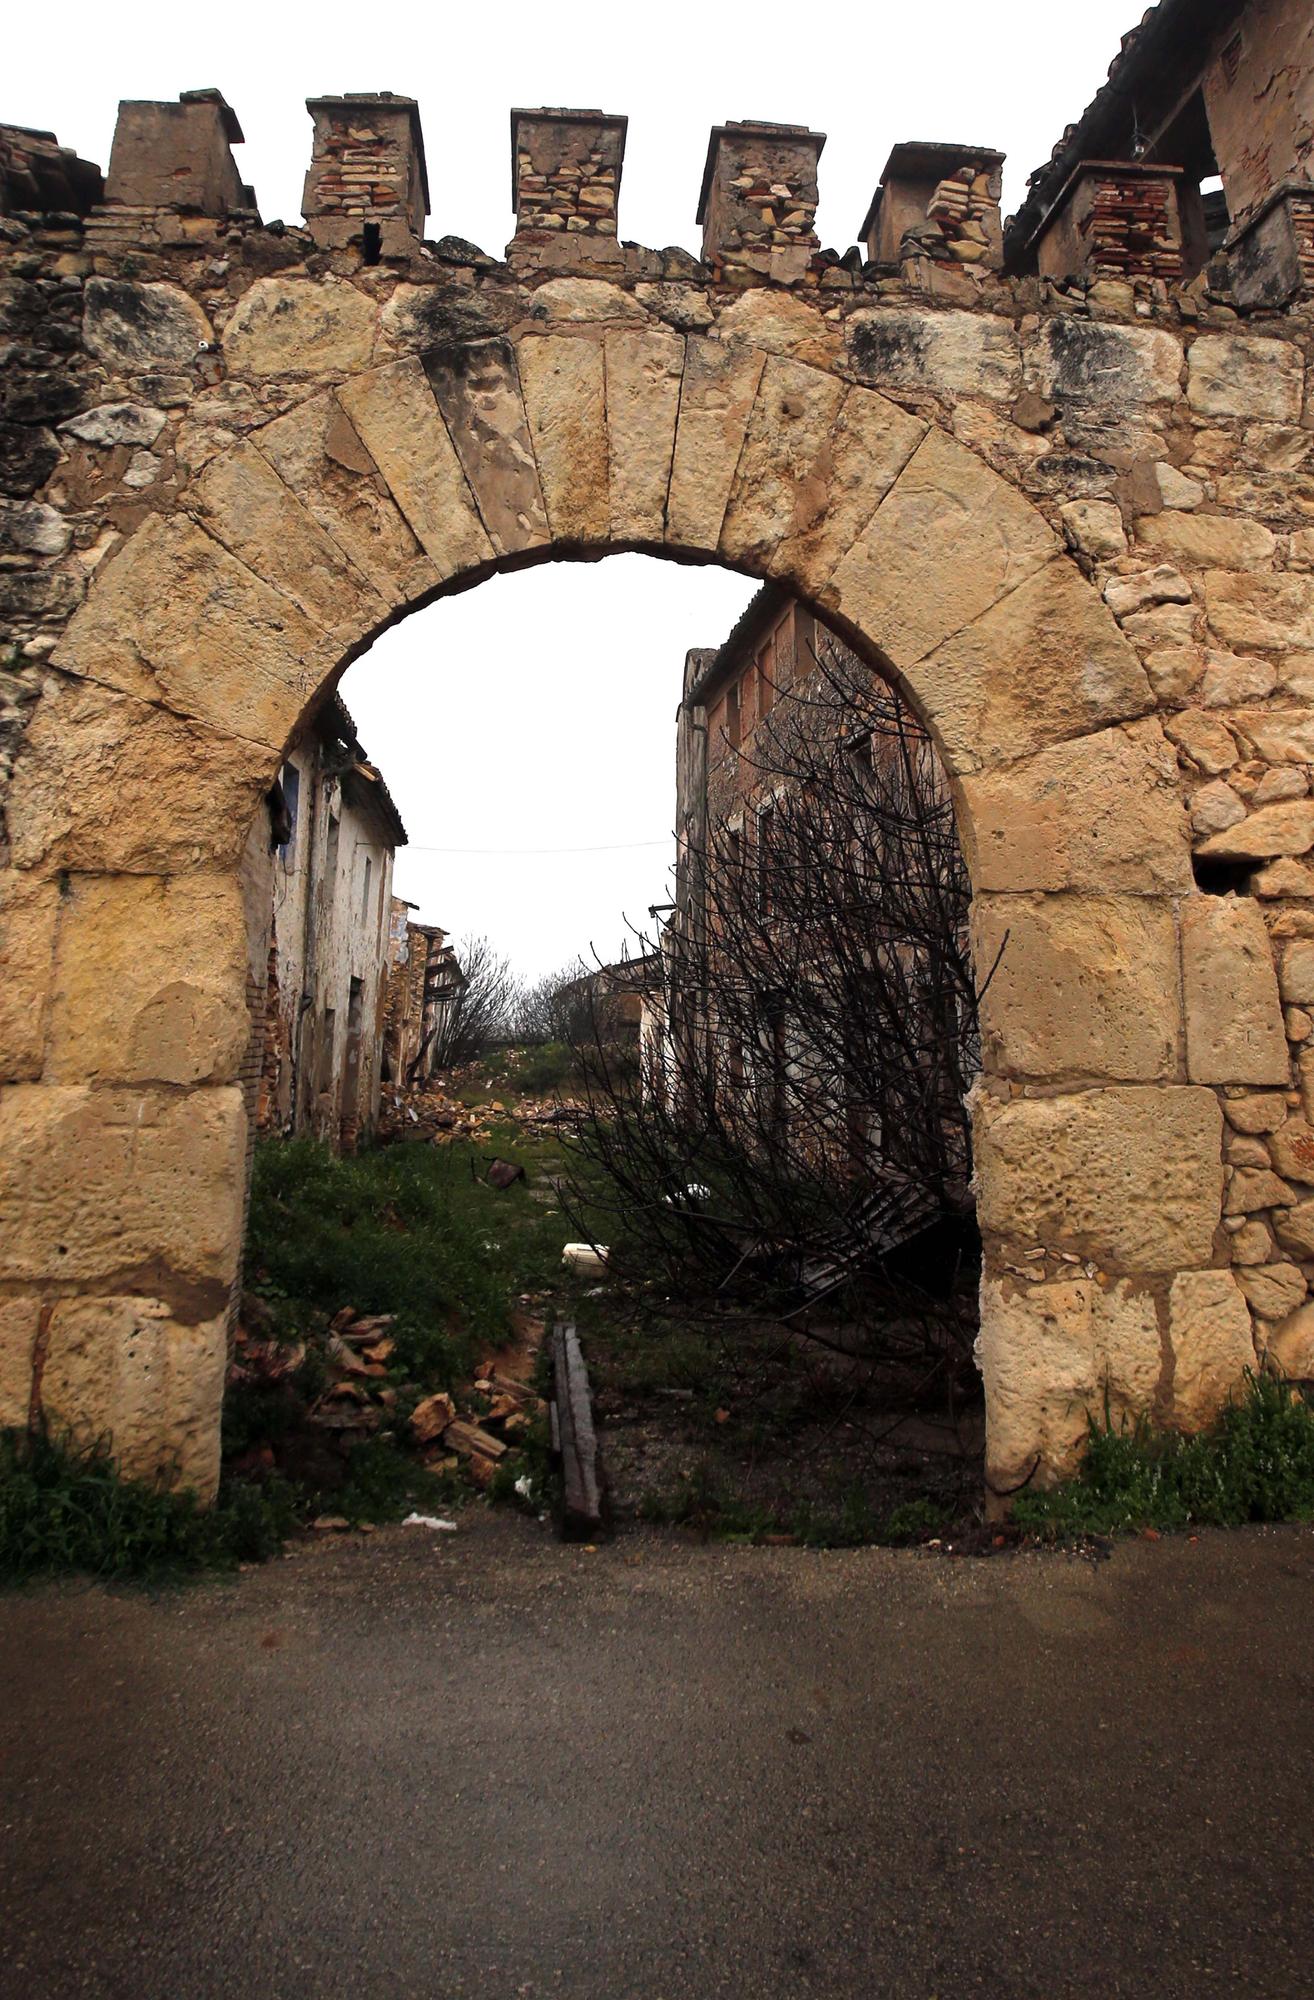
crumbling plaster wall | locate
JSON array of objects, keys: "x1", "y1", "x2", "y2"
[{"x1": 3, "y1": 124, "x2": 1314, "y2": 1501}]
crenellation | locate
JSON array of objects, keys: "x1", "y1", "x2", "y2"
[
  {"x1": 697, "y1": 120, "x2": 824, "y2": 286},
  {"x1": 508, "y1": 109, "x2": 627, "y2": 272},
  {"x1": 303, "y1": 93, "x2": 428, "y2": 258}
]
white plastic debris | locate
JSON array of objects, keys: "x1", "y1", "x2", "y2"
[
  {"x1": 563, "y1": 1242, "x2": 608, "y2": 1274},
  {"x1": 514, "y1": 1474, "x2": 535, "y2": 1502},
  {"x1": 402, "y1": 1512, "x2": 458, "y2": 1532}
]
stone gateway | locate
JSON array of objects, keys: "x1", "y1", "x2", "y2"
[{"x1": 4, "y1": 41, "x2": 1314, "y2": 1501}]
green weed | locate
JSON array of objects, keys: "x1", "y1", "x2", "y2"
[{"x1": 1013, "y1": 1371, "x2": 1314, "y2": 1539}]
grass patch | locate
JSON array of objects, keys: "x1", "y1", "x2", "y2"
[
  {"x1": 0, "y1": 1426, "x2": 297, "y2": 1585},
  {"x1": 1014, "y1": 1371, "x2": 1314, "y2": 1539}
]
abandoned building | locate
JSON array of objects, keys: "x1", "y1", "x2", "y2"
[
  {"x1": 382, "y1": 908, "x2": 466, "y2": 1085},
  {"x1": 247, "y1": 694, "x2": 405, "y2": 1151},
  {"x1": 4, "y1": 0, "x2": 1314, "y2": 1505}
]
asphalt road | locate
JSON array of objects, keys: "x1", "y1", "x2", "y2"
[{"x1": 4, "y1": 1512, "x2": 1314, "y2": 1999}]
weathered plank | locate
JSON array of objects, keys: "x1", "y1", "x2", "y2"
[{"x1": 549, "y1": 1321, "x2": 608, "y2": 1540}]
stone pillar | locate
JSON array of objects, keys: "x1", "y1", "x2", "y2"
[
  {"x1": 303, "y1": 93, "x2": 428, "y2": 258},
  {"x1": 1030, "y1": 161, "x2": 1185, "y2": 285},
  {"x1": 508, "y1": 108, "x2": 627, "y2": 270},
  {"x1": 1228, "y1": 182, "x2": 1314, "y2": 309},
  {"x1": 859, "y1": 141, "x2": 1004, "y2": 270},
  {"x1": 697, "y1": 120, "x2": 824, "y2": 285},
  {"x1": 102, "y1": 89, "x2": 251, "y2": 217}
]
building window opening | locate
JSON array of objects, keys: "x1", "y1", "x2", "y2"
[
  {"x1": 362, "y1": 221, "x2": 382, "y2": 266},
  {"x1": 361, "y1": 854, "x2": 373, "y2": 923},
  {"x1": 277, "y1": 761, "x2": 300, "y2": 864}
]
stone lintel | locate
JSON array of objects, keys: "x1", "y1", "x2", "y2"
[{"x1": 103, "y1": 92, "x2": 248, "y2": 217}]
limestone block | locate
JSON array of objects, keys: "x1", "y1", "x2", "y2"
[
  {"x1": 82, "y1": 278, "x2": 214, "y2": 370},
  {"x1": 1164, "y1": 709, "x2": 1237, "y2": 775},
  {"x1": 41, "y1": 1296, "x2": 226, "y2": 1495},
  {"x1": 1181, "y1": 896, "x2": 1289, "y2": 1087},
  {"x1": 1103, "y1": 563, "x2": 1192, "y2": 619},
  {"x1": 911, "y1": 558, "x2": 1151, "y2": 777},
  {"x1": 1189, "y1": 780, "x2": 1246, "y2": 835},
  {"x1": 1204, "y1": 571, "x2": 1314, "y2": 652},
  {"x1": 1268, "y1": 1118, "x2": 1314, "y2": 1185},
  {"x1": 1167, "y1": 1269, "x2": 1256, "y2": 1429},
  {"x1": 61, "y1": 403, "x2": 167, "y2": 448},
  {"x1": 7, "y1": 678, "x2": 268, "y2": 875},
  {"x1": 1275, "y1": 1199, "x2": 1314, "y2": 1258},
  {"x1": 1228, "y1": 709, "x2": 1314, "y2": 764},
  {"x1": 530, "y1": 278, "x2": 646, "y2": 324},
  {"x1": 1149, "y1": 463, "x2": 1205, "y2": 510},
  {"x1": 338, "y1": 359, "x2": 494, "y2": 579},
  {"x1": 1255, "y1": 859, "x2": 1314, "y2": 896},
  {"x1": 1237, "y1": 1264, "x2": 1306, "y2": 1322},
  {"x1": 1187, "y1": 334, "x2": 1304, "y2": 422},
  {"x1": 222, "y1": 276, "x2": 376, "y2": 380},
  {"x1": 1224, "y1": 1167, "x2": 1293, "y2": 1213},
  {"x1": 254, "y1": 393, "x2": 439, "y2": 610},
  {"x1": 1136, "y1": 511, "x2": 1276, "y2": 569},
  {"x1": 713, "y1": 290, "x2": 837, "y2": 369},
  {"x1": 666, "y1": 337, "x2": 765, "y2": 554},
  {"x1": 378, "y1": 281, "x2": 531, "y2": 356},
  {"x1": 1195, "y1": 800, "x2": 1314, "y2": 863},
  {"x1": 1199, "y1": 650, "x2": 1278, "y2": 708},
  {"x1": 1031, "y1": 318, "x2": 1183, "y2": 406},
  {"x1": 787, "y1": 385, "x2": 930, "y2": 601},
  {"x1": 1059, "y1": 499, "x2": 1126, "y2": 561},
  {"x1": 50, "y1": 513, "x2": 325, "y2": 754},
  {"x1": 1264, "y1": 1302, "x2": 1314, "y2": 1379},
  {"x1": 1280, "y1": 939, "x2": 1314, "y2": 1005},
  {"x1": 0, "y1": 872, "x2": 58, "y2": 1083},
  {"x1": 424, "y1": 339, "x2": 550, "y2": 557},
  {"x1": 635, "y1": 284, "x2": 715, "y2": 332},
  {"x1": 515, "y1": 334, "x2": 609, "y2": 543},
  {"x1": 1230, "y1": 1217, "x2": 1275, "y2": 1262},
  {"x1": 824, "y1": 427, "x2": 1057, "y2": 670},
  {"x1": 603, "y1": 325, "x2": 684, "y2": 544},
  {"x1": 46, "y1": 874, "x2": 249, "y2": 1088},
  {"x1": 975, "y1": 1085, "x2": 1223, "y2": 1271},
  {"x1": 0, "y1": 1084, "x2": 246, "y2": 1293},
  {"x1": 1224, "y1": 1093, "x2": 1288, "y2": 1133},
  {"x1": 977, "y1": 1276, "x2": 1162, "y2": 1491},
  {"x1": 0, "y1": 497, "x2": 72, "y2": 557},
  {"x1": 718, "y1": 356, "x2": 845, "y2": 575},
  {"x1": 959, "y1": 720, "x2": 1191, "y2": 895},
  {"x1": 0, "y1": 1297, "x2": 38, "y2": 1429},
  {"x1": 845, "y1": 308, "x2": 1021, "y2": 404},
  {"x1": 188, "y1": 440, "x2": 387, "y2": 636},
  {"x1": 973, "y1": 893, "x2": 1179, "y2": 1083}
]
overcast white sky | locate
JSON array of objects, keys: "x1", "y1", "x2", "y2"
[{"x1": 13, "y1": 0, "x2": 1138, "y2": 977}]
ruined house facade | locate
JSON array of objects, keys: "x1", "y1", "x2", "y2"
[
  {"x1": 382, "y1": 913, "x2": 466, "y2": 1085},
  {"x1": 4, "y1": 0, "x2": 1314, "y2": 1503},
  {"x1": 248, "y1": 694, "x2": 403, "y2": 1149}
]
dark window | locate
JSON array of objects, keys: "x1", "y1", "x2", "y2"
[{"x1": 278, "y1": 761, "x2": 300, "y2": 864}]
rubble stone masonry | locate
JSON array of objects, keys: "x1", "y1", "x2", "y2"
[{"x1": 4, "y1": 74, "x2": 1314, "y2": 1503}]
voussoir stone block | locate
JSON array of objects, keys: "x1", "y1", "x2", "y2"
[
  {"x1": 958, "y1": 719, "x2": 1191, "y2": 895},
  {"x1": 515, "y1": 333, "x2": 609, "y2": 543},
  {"x1": 977, "y1": 1276, "x2": 1161, "y2": 1492},
  {"x1": 41, "y1": 1295, "x2": 227, "y2": 1496},
  {"x1": 823, "y1": 426, "x2": 1057, "y2": 669},
  {"x1": 423, "y1": 339, "x2": 549, "y2": 558},
  {"x1": 254, "y1": 392, "x2": 439, "y2": 610},
  {"x1": 338, "y1": 359, "x2": 494, "y2": 579},
  {"x1": 222, "y1": 276, "x2": 377, "y2": 379},
  {"x1": 603, "y1": 325, "x2": 684, "y2": 544},
  {"x1": 1167, "y1": 1269, "x2": 1256, "y2": 1429},
  {"x1": 719, "y1": 355, "x2": 846, "y2": 575},
  {"x1": 0, "y1": 872, "x2": 59, "y2": 1083},
  {"x1": 50, "y1": 512, "x2": 326, "y2": 753},
  {"x1": 911, "y1": 556, "x2": 1152, "y2": 776},
  {"x1": 188, "y1": 439, "x2": 386, "y2": 637},
  {"x1": 973, "y1": 893, "x2": 1179, "y2": 1083},
  {"x1": 46, "y1": 874, "x2": 250, "y2": 1088},
  {"x1": 0, "y1": 1084, "x2": 246, "y2": 1297},
  {"x1": 975, "y1": 1084, "x2": 1224, "y2": 1271},
  {"x1": 1181, "y1": 896, "x2": 1289, "y2": 1087},
  {"x1": 666, "y1": 337, "x2": 766, "y2": 553}
]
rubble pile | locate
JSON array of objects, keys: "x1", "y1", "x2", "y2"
[{"x1": 377, "y1": 1082, "x2": 497, "y2": 1146}]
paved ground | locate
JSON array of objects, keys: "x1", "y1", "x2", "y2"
[{"x1": 4, "y1": 1513, "x2": 1314, "y2": 1999}]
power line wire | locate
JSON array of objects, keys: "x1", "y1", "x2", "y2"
[{"x1": 402, "y1": 837, "x2": 671, "y2": 857}]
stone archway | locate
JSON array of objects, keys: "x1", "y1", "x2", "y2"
[{"x1": 5, "y1": 227, "x2": 1304, "y2": 1504}]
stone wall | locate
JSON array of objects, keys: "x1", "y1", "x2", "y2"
[{"x1": 3, "y1": 93, "x2": 1314, "y2": 1501}]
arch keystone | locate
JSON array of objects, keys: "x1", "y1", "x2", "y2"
[
  {"x1": 516, "y1": 333, "x2": 609, "y2": 542},
  {"x1": 604, "y1": 324, "x2": 684, "y2": 543}
]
